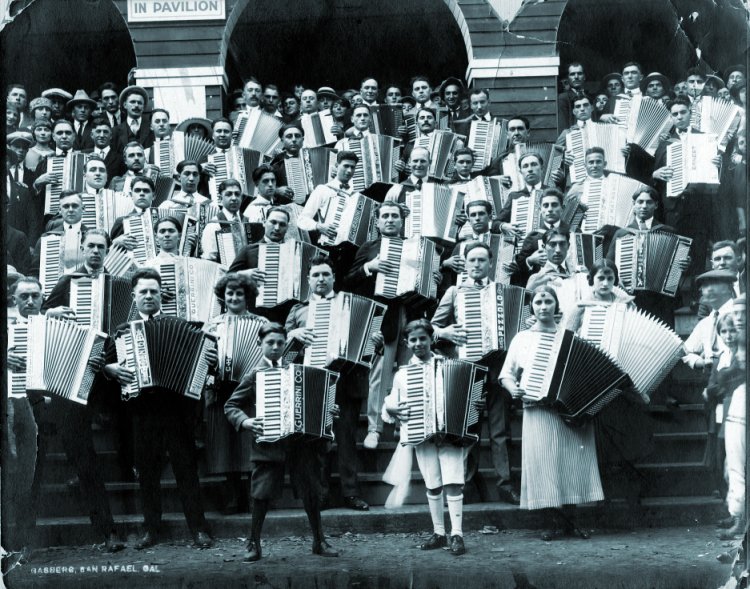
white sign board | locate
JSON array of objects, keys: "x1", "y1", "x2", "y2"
[{"x1": 128, "y1": 0, "x2": 225, "y2": 23}]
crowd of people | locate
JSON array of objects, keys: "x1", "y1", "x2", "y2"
[{"x1": 3, "y1": 60, "x2": 747, "y2": 567}]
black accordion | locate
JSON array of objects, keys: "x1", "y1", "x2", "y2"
[
  {"x1": 456, "y1": 283, "x2": 531, "y2": 362},
  {"x1": 614, "y1": 231, "x2": 692, "y2": 296},
  {"x1": 374, "y1": 237, "x2": 441, "y2": 304},
  {"x1": 114, "y1": 316, "x2": 216, "y2": 400},
  {"x1": 70, "y1": 274, "x2": 136, "y2": 334},
  {"x1": 520, "y1": 329, "x2": 629, "y2": 423},
  {"x1": 399, "y1": 357, "x2": 487, "y2": 446},
  {"x1": 255, "y1": 364, "x2": 338, "y2": 443},
  {"x1": 568, "y1": 232, "x2": 604, "y2": 273},
  {"x1": 24, "y1": 316, "x2": 107, "y2": 405},
  {"x1": 216, "y1": 315, "x2": 268, "y2": 384},
  {"x1": 368, "y1": 105, "x2": 405, "y2": 138}
]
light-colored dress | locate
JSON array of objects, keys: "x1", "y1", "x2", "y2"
[{"x1": 500, "y1": 329, "x2": 604, "y2": 510}]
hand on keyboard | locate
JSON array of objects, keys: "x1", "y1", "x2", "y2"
[
  {"x1": 242, "y1": 417, "x2": 264, "y2": 436},
  {"x1": 289, "y1": 327, "x2": 314, "y2": 346}
]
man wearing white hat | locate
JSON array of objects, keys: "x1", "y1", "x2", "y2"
[
  {"x1": 41, "y1": 88, "x2": 73, "y2": 123},
  {"x1": 68, "y1": 90, "x2": 97, "y2": 151},
  {"x1": 110, "y1": 85, "x2": 153, "y2": 156}
]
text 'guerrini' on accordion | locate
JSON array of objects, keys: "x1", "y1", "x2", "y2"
[
  {"x1": 256, "y1": 240, "x2": 325, "y2": 309},
  {"x1": 24, "y1": 315, "x2": 107, "y2": 405},
  {"x1": 70, "y1": 274, "x2": 136, "y2": 334},
  {"x1": 233, "y1": 109, "x2": 282, "y2": 155},
  {"x1": 374, "y1": 237, "x2": 441, "y2": 304},
  {"x1": 283, "y1": 147, "x2": 337, "y2": 204},
  {"x1": 579, "y1": 302, "x2": 685, "y2": 402},
  {"x1": 151, "y1": 257, "x2": 225, "y2": 322},
  {"x1": 502, "y1": 143, "x2": 565, "y2": 192},
  {"x1": 39, "y1": 232, "x2": 85, "y2": 296},
  {"x1": 114, "y1": 316, "x2": 216, "y2": 401},
  {"x1": 301, "y1": 110, "x2": 337, "y2": 147},
  {"x1": 456, "y1": 283, "x2": 531, "y2": 362},
  {"x1": 614, "y1": 230, "x2": 692, "y2": 296},
  {"x1": 566, "y1": 123, "x2": 627, "y2": 183},
  {"x1": 399, "y1": 357, "x2": 487, "y2": 446},
  {"x1": 665, "y1": 133, "x2": 721, "y2": 197},
  {"x1": 613, "y1": 94, "x2": 673, "y2": 156},
  {"x1": 208, "y1": 146, "x2": 263, "y2": 201},
  {"x1": 342, "y1": 134, "x2": 400, "y2": 193},
  {"x1": 467, "y1": 119, "x2": 508, "y2": 172},
  {"x1": 317, "y1": 191, "x2": 378, "y2": 249},
  {"x1": 255, "y1": 364, "x2": 338, "y2": 443},
  {"x1": 510, "y1": 189, "x2": 543, "y2": 237},
  {"x1": 690, "y1": 96, "x2": 743, "y2": 153},
  {"x1": 404, "y1": 185, "x2": 464, "y2": 245},
  {"x1": 457, "y1": 234, "x2": 517, "y2": 285},
  {"x1": 215, "y1": 221, "x2": 263, "y2": 266},
  {"x1": 415, "y1": 130, "x2": 463, "y2": 181},
  {"x1": 571, "y1": 174, "x2": 646, "y2": 233},
  {"x1": 215, "y1": 315, "x2": 267, "y2": 384},
  {"x1": 44, "y1": 153, "x2": 87, "y2": 215},
  {"x1": 368, "y1": 105, "x2": 405, "y2": 139},
  {"x1": 300, "y1": 292, "x2": 387, "y2": 371},
  {"x1": 520, "y1": 329, "x2": 629, "y2": 423}
]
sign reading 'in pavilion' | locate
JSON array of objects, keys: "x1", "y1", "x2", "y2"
[{"x1": 127, "y1": 0, "x2": 226, "y2": 22}]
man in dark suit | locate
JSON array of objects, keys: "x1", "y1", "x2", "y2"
[
  {"x1": 285, "y1": 254, "x2": 372, "y2": 511},
  {"x1": 453, "y1": 89, "x2": 494, "y2": 137},
  {"x1": 496, "y1": 151, "x2": 550, "y2": 239},
  {"x1": 268, "y1": 123, "x2": 305, "y2": 203},
  {"x1": 224, "y1": 322, "x2": 338, "y2": 562},
  {"x1": 7, "y1": 225, "x2": 32, "y2": 275},
  {"x1": 109, "y1": 142, "x2": 147, "y2": 193},
  {"x1": 82, "y1": 118, "x2": 121, "y2": 182},
  {"x1": 30, "y1": 191, "x2": 88, "y2": 278},
  {"x1": 98, "y1": 82, "x2": 122, "y2": 129},
  {"x1": 557, "y1": 62, "x2": 589, "y2": 134},
  {"x1": 6, "y1": 131, "x2": 44, "y2": 244},
  {"x1": 41, "y1": 229, "x2": 126, "y2": 553},
  {"x1": 102, "y1": 267, "x2": 213, "y2": 550},
  {"x1": 110, "y1": 85, "x2": 153, "y2": 156},
  {"x1": 439, "y1": 77, "x2": 470, "y2": 129},
  {"x1": 67, "y1": 90, "x2": 96, "y2": 151}
]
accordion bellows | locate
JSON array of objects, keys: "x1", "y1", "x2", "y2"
[
  {"x1": 216, "y1": 315, "x2": 267, "y2": 384},
  {"x1": 374, "y1": 237, "x2": 441, "y2": 303}
]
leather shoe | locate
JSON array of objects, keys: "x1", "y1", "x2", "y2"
[
  {"x1": 497, "y1": 487, "x2": 521, "y2": 505},
  {"x1": 104, "y1": 533, "x2": 125, "y2": 553},
  {"x1": 312, "y1": 540, "x2": 339, "y2": 557},
  {"x1": 420, "y1": 533, "x2": 447, "y2": 550},
  {"x1": 193, "y1": 531, "x2": 213, "y2": 548},
  {"x1": 343, "y1": 496, "x2": 369, "y2": 511},
  {"x1": 449, "y1": 535, "x2": 466, "y2": 556},
  {"x1": 134, "y1": 531, "x2": 157, "y2": 550},
  {"x1": 244, "y1": 540, "x2": 261, "y2": 562},
  {"x1": 541, "y1": 528, "x2": 565, "y2": 541}
]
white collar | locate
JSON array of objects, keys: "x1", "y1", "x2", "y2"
[
  {"x1": 84, "y1": 185, "x2": 100, "y2": 195},
  {"x1": 138, "y1": 310, "x2": 161, "y2": 321},
  {"x1": 409, "y1": 175, "x2": 425, "y2": 186},
  {"x1": 310, "y1": 291, "x2": 336, "y2": 301},
  {"x1": 65, "y1": 221, "x2": 83, "y2": 232},
  {"x1": 262, "y1": 236, "x2": 284, "y2": 244},
  {"x1": 408, "y1": 354, "x2": 433, "y2": 366}
]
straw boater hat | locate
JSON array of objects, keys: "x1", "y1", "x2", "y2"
[
  {"x1": 7, "y1": 131, "x2": 34, "y2": 146},
  {"x1": 67, "y1": 89, "x2": 97, "y2": 110},
  {"x1": 695, "y1": 269, "x2": 736, "y2": 287},
  {"x1": 41, "y1": 88, "x2": 73, "y2": 101},
  {"x1": 704, "y1": 73, "x2": 725, "y2": 90},
  {"x1": 640, "y1": 72, "x2": 672, "y2": 93},
  {"x1": 118, "y1": 85, "x2": 149, "y2": 107},
  {"x1": 316, "y1": 86, "x2": 339, "y2": 100}
]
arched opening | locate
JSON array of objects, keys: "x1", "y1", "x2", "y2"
[
  {"x1": 1, "y1": 0, "x2": 136, "y2": 98},
  {"x1": 557, "y1": 0, "x2": 749, "y2": 86},
  {"x1": 224, "y1": 0, "x2": 469, "y2": 94}
]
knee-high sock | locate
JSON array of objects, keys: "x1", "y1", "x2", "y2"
[
  {"x1": 302, "y1": 492, "x2": 324, "y2": 544},
  {"x1": 250, "y1": 498, "x2": 269, "y2": 544},
  {"x1": 426, "y1": 491, "x2": 445, "y2": 536},
  {"x1": 447, "y1": 494, "x2": 464, "y2": 537}
]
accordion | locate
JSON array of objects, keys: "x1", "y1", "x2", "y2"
[
  {"x1": 573, "y1": 174, "x2": 645, "y2": 233},
  {"x1": 256, "y1": 364, "x2": 338, "y2": 443},
  {"x1": 153, "y1": 138, "x2": 175, "y2": 175},
  {"x1": 341, "y1": 134, "x2": 400, "y2": 192},
  {"x1": 374, "y1": 237, "x2": 441, "y2": 304},
  {"x1": 171, "y1": 132, "x2": 216, "y2": 166},
  {"x1": 256, "y1": 240, "x2": 325, "y2": 308},
  {"x1": 502, "y1": 143, "x2": 565, "y2": 191},
  {"x1": 24, "y1": 315, "x2": 107, "y2": 405},
  {"x1": 300, "y1": 110, "x2": 337, "y2": 147},
  {"x1": 691, "y1": 96, "x2": 743, "y2": 153},
  {"x1": 580, "y1": 303, "x2": 684, "y2": 402},
  {"x1": 300, "y1": 292, "x2": 387, "y2": 370},
  {"x1": 566, "y1": 123, "x2": 627, "y2": 183},
  {"x1": 115, "y1": 316, "x2": 216, "y2": 400},
  {"x1": 457, "y1": 234, "x2": 517, "y2": 286},
  {"x1": 216, "y1": 315, "x2": 267, "y2": 384},
  {"x1": 399, "y1": 357, "x2": 487, "y2": 446},
  {"x1": 404, "y1": 184, "x2": 464, "y2": 244},
  {"x1": 369, "y1": 105, "x2": 405, "y2": 138},
  {"x1": 613, "y1": 94, "x2": 673, "y2": 156},
  {"x1": 510, "y1": 190, "x2": 543, "y2": 237},
  {"x1": 280, "y1": 203, "x2": 312, "y2": 243},
  {"x1": 215, "y1": 221, "x2": 263, "y2": 266},
  {"x1": 77, "y1": 189, "x2": 133, "y2": 232},
  {"x1": 44, "y1": 153, "x2": 87, "y2": 216},
  {"x1": 234, "y1": 109, "x2": 283, "y2": 155},
  {"x1": 151, "y1": 257, "x2": 225, "y2": 322},
  {"x1": 455, "y1": 175, "x2": 506, "y2": 215},
  {"x1": 520, "y1": 329, "x2": 629, "y2": 422},
  {"x1": 665, "y1": 133, "x2": 721, "y2": 197},
  {"x1": 615, "y1": 230, "x2": 692, "y2": 296},
  {"x1": 39, "y1": 232, "x2": 84, "y2": 296},
  {"x1": 103, "y1": 245, "x2": 137, "y2": 278},
  {"x1": 415, "y1": 130, "x2": 462, "y2": 181},
  {"x1": 317, "y1": 191, "x2": 378, "y2": 248},
  {"x1": 456, "y1": 283, "x2": 531, "y2": 362},
  {"x1": 283, "y1": 147, "x2": 336, "y2": 204},
  {"x1": 122, "y1": 212, "x2": 158, "y2": 265},
  {"x1": 567, "y1": 232, "x2": 604, "y2": 273},
  {"x1": 208, "y1": 146, "x2": 263, "y2": 201},
  {"x1": 70, "y1": 274, "x2": 136, "y2": 334},
  {"x1": 8, "y1": 321, "x2": 30, "y2": 398},
  {"x1": 467, "y1": 119, "x2": 508, "y2": 172}
]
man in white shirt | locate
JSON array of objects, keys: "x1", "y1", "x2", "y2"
[
  {"x1": 411, "y1": 76, "x2": 434, "y2": 108},
  {"x1": 201, "y1": 179, "x2": 244, "y2": 261},
  {"x1": 526, "y1": 228, "x2": 572, "y2": 290},
  {"x1": 242, "y1": 78, "x2": 263, "y2": 111},
  {"x1": 160, "y1": 160, "x2": 209, "y2": 209},
  {"x1": 360, "y1": 77, "x2": 379, "y2": 107},
  {"x1": 299, "y1": 90, "x2": 318, "y2": 115},
  {"x1": 98, "y1": 83, "x2": 121, "y2": 128},
  {"x1": 243, "y1": 164, "x2": 278, "y2": 223},
  {"x1": 386, "y1": 146, "x2": 430, "y2": 202}
]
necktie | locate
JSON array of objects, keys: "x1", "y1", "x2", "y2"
[
  {"x1": 10, "y1": 165, "x2": 17, "y2": 182},
  {"x1": 557, "y1": 265, "x2": 565, "y2": 274},
  {"x1": 474, "y1": 279, "x2": 483, "y2": 287},
  {"x1": 416, "y1": 179, "x2": 423, "y2": 189},
  {"x1": 638, "y1": 221, "x2": 648, "y2": 231},
  {"x1": 76, "y1": 123, "x2": 83, "y2": 140},
  {"x1": 129, "y1": 119, "x2": 139, "y2": 135},
  {"x1": 627, "y1": 90, "x2": 633, "y2": 97},
  {"x1": 341, "y1": 183, "x2": 349, "y2": 190},
  {"x1": 147, "y1": 314, "x2": 153, "y2": 321}
]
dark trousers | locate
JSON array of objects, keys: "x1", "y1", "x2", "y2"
[
  {"x1": 486, "y1": 383, "x2": 512, "y2": 489},
  {"x1": 321, "y1": 395, "x2": 362, "y2": 499},
  {"x1": 250, "y1": 439, "x2": 326, "y2": 502},
  {"x1": 133, "y1": 412, "x2": 207, "y2": 535},
  {"x1": 57, "y1": 400, "x2": 116, "y2": 539}
]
